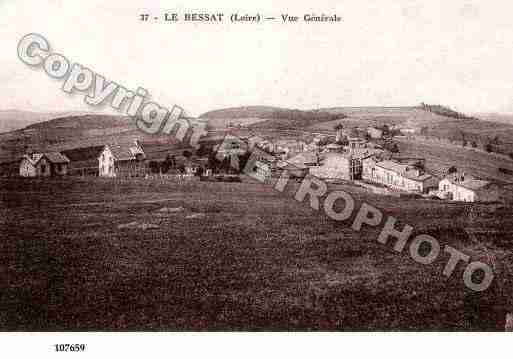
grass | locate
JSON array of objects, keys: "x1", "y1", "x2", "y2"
[{"x1": 1, "y1": 177, "x2": 512, "y2": 331}]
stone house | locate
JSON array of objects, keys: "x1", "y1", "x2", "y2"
[{"x1": 19, "y1": 152, "x2": 70, "y2": 177}]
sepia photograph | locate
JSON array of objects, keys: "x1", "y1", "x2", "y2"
[{"x1": 0, "y1": 0, "x2": 512, "y2": 356}]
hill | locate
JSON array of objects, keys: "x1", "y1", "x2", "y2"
[
  {"x1": 306, "y1": 105, "x2": 513, "y2": 155},
  {"x1": 200, "y1": 105, "x2": 347, "y2": 130},
  {"x1": 0, "y1": 113, "x2": 184, "y2": 163}
]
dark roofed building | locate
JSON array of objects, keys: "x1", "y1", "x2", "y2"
[{"x1": 62, "y1": 145, "x2": 104, "y2": 176}]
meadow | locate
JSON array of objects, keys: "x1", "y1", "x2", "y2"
[{"x1": 1, "y1": 177, "x2": 512, "y2": 331}]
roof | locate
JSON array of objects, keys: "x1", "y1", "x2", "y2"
[
  {"x1": 104, "y1": 140, "x2": 145, "y2": 161},
  {"x1": 62, "y1": 146, "x2": 104, "y2": 162},
  {"x1": 288, "y1": 151, "x2": 319, "y2": 165},
  {"x1": 23, "y1": 152, "x2": 70, "y2": 165},
  {"x1": 376, "y1": 160, "x2": 433, "y2": 182},
  {"x1": 44, "y1": 152, "x2": 70, "y2": 164},
  {"x1": 442, "y1": 173, "x2": 494, "y2": 191},
  {"x1": 326, "y1": 143, "x2": 343, "y2": 149}
]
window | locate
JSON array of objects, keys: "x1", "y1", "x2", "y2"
[{"x1": 41, "y1": 164, "x2": 46, "y2": 173}]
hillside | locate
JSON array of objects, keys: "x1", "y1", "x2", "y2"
[
  {"x1": 307, "y1": 105, "x2": 513, "y2": 155},
  {"x1": 0, "y1": 114, "x2": 183, "y2": 163},
  {"x1": 200, "y1": 105, "x2": 347, "y2": 130},
  {"x1": 0, "y1": 110, "x2": 94, "y2": 134},
  {"x1": 200, "y1": 106, "x2": 288, "y2": 119}
]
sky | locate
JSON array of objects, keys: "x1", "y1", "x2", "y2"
[{"x1": 1, "y1": 0, "x2": 513, "y2": 116}]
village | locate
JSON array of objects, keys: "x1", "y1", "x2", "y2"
[{"x1": 12, "y1": 121, "x2": 506, "y2": 204}]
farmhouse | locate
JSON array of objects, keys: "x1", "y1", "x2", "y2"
[
  {"x1": 19, "y1": 152, "x2": 70, "y2": 177},
  {"x1": 362, "y1": 158, "x2": 438, "y2": 193},
  {"x1": 438, "y1": 173, "x2": 500, "y2": 203},
  {"x1": 98, "y1": 140, "x2": 147, "y2": 177}
]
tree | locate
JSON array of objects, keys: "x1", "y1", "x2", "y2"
[
  {"x1": 334, "y1": 123, "x2": 344, "y2": 131},
  {"x1": 182, "y1": 150, "x2": 193, "y2": 158}
]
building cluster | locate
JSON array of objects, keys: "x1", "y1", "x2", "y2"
[
  {"x1": 17, "y1": 139, "x2": 210, "y2": 179},
  {"x1": 12, "y1": 123, "x2": 505, "y2": 203},
  {"x1": 246, "y1": 125, "x2": 504, "y2": 203}
]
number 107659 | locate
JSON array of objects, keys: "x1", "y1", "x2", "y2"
[{"x1": 54, "y1": 344, "x2": 86, "y2": 352}]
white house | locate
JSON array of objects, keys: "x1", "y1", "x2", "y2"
[
  {"x1": 438, "y1": 173, "x2": 500, "y2": 202},
  {"x1": 19, "y1": 152, "x2": 70, "y2": 177},
  {"x1": 310, "y1": 152, "x2": 364, "y2": 181},
  {"x1": 98, "y1": 140, "x2": 147, "y2": 177},
  {"x1": 362, "y1": 159, "x2": 439, "y2": 193}
]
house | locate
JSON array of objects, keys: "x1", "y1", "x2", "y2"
[
  {"x1": 215, "y1": 135, "x2": 248, "y2": 158},
  {"x1": 346, "y1": 137, "x2": 367, "y2": 150},
  {"x1": 367, "y1": 126, "x2": 384, "y2": 139},
  {"x1": 62, "y1": 145, "x2": 104, "y2": 176},
  {"x1": 98, "y1": 140, "x2": 147, "y2": 177},
  {"x1": 438, "y1": 173, "x2": 500, "y2": 202},
  {"x1": 19, "y1": 152, "x2": 70, "y2": 177},
  {"x1": 310, "y1": 152, "x2": 364, "y2": 181},
  {"x1": 362, "y1": 158, "x2": 439, "y2": 193},
  {"x1": 288, "y1": 151, "x2": 320, "y2": 168},
  {"x1": 324, "y1": 143, "x2": 343, "y2": 153},
  {"x1": 399, "y1": 127, "x2": 419, "y2": 135}
]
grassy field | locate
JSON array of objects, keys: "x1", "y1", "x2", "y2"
[
  {"x1": 1, "y1": 177, "x2": 512, "y2": 331},
  {"x1": 396, "y1": 138, "x2": 513, "y2": 183}
]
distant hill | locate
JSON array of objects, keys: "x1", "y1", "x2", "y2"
[
  {"x1": 200, "y1": 106, "x2": 288, "y2": 119},
  {"x1": 0, "y1": 110, "x2": 102, "y2": 133},
  {"x1": 307, "y1": 105, "x2": 513, "y2": 156},
  {"x1": 200, "y1": 105, "x2": 347, "y2": 129}
]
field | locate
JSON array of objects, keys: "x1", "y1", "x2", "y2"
[
  {"x1": 1, "y1": 177, "x2": 512, "y2": 331},
  {"x1": 396, "y1": 138, "x2": 513, "y2": 183}
]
